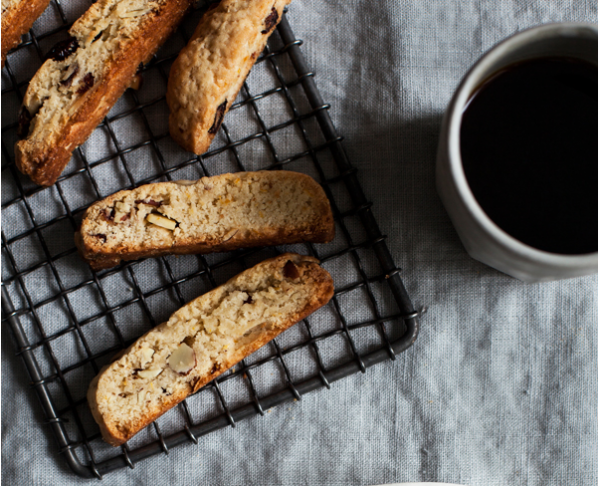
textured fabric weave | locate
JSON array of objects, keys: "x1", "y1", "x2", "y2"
[{"x1": 2, "y1": 1, "x2": 597, "y2": 485}]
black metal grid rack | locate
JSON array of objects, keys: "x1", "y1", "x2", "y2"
[{"x1": 1, "y1": 1, "x2": 419, "y2": 479}]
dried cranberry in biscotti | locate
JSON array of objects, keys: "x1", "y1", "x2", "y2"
[
  {"x1": 102, "y1": 208, "x2": 115, "y2": 222},
  {"x1": 77, "y1": 73, "x2": 95, "y2": 94},
  {"x1": 261, "y1": 7, "x2": 278, "y2": 34},
  {"x1": 208, "y1": 100, "x2": 227, "y2": 134},
  {"x1": 17, "y1": 107, "x2": 32, "y2": 139},
  {"x1": 283, "y1": 260, "x2": 300, "y2": 279},
  {"x1": 46, "y1": 36, "x2": 79, "y2": 62},
  {"x1": 60, "y1": 64, "x2": 80, "y2": 87},
  {"x1": 135, "y1": 198, "x2": 161, "y2": 207}
]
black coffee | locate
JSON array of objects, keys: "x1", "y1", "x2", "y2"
[{"x1": 460, "y1": 57, "x2": 598, "y2": 255}]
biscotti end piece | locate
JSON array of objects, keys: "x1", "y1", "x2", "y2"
[
  {"x1": 167, "y1": 0, "x2": 292, "y2": 154},
  {"x1": 14, "y1": 0, "x2": 194, "y2": 186},
  {"x1": 15, "y1": 143, "x2": 73, "y2": 187},
  {"x1": 87, "y1": 253, "x2": 334, "y2": 445},
  {"x1": 1, "y1": 0, "x2": 51, "y2": 67},
  {"x1": 76, "y1": 170, "x2": 335, "y2": 270}
]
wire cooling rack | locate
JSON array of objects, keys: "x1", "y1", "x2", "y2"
[{"x1": 1, "y1": 0, "x2": 419, "y2": 479}]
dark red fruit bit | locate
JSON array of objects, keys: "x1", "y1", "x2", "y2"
[
  {"x1": 119, "y1": 214, "x2": 130, "y2": 222},
  {"x1": 244, "y1": 295, "x2": 253, "y2": 304},
  {"x1": 261, "y1": 7, "x2": 278, "y2": 34},
  {"x1": 251, "y1": 51, "x2": 258, "y2": 59},
  {"x1": 93, "y1": 233, "x2": 107, "y2": 243},
  {"x1": 135, "y1": 198, "x2": 161, "y2": 207},
  {"x1": 46, "y1": 36, "x2": 79, "y2": 62},
  {"x1": 60, "y1": 64, "x2": 79, "y2": 87},
  {"x1": 283, "y1": 260, "x2": 300, "y2": 279},
  {"x1": 17, "y1": 107, "x2": 32, "y2": 139},
  {"x1": 77, "y1": 73, "x2": 94, "y2": 94},
  {"x1": 102, "y1": 207, "x2": 115, "y2": 221},
  {"x1": 208, "y1": 100, "x2": 227, "y2": 135}
]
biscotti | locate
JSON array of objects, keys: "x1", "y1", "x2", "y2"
[
  {"x1": 76, "y1": 170, "x2": 335, "y2": 270},
  {"x1": 88, "y1": 253, "x2": 334, "y2": 445},
  {"x1": 1, "y1": 0, "x2": 51, "y2": 67},
  {"x1": 14, "y1": 0, "x2": 195, "y2": 187},
  {"x1": 167, "y1": 0, "x2": 291, "y2": 154}
]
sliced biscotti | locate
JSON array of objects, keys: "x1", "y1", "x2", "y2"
[
  {"x1": 14, "y1": 0, "x2": 194, "y2": 186},
  {"x1": 76, "y1": 170, "x2": 335, "y2": 270},
  {"x1": 1, "y1": 0, "x2": 51, "y2": 67},
  {"x1": 88, "y1": 253, "x2": 334, "y2": 445},
  {"x1": 167, "y1": 0, "x2": 291, "y2": 154}
]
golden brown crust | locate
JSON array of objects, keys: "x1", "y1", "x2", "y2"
[
  {"x1": 76, "y1": 171, "x2": 335, "y2": 270},
  {"x1": 167, "y1": 0, "x2": 292, "y2": 154},
  {"x1": 87, "y1": 253, "x2": 334, "y2": 445},
  {"x1": 14, "y1": 0, "x2": 194, "y2": 187},
  {"x1": 1, "y1": 0, "x2": 51, "y2": 67},
  {"x1": 88, "y1": 370, "x2": 190, "y2": 446}
]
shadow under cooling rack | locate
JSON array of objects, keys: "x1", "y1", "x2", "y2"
[{"x1": 1, "y1": 2, "x2": 419, "y2": 479}]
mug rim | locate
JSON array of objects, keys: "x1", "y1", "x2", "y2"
[{"x1": 446, "y1": 22, "x2": 598, "y2": 270}]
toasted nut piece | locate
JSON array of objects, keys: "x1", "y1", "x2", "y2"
[
  {"x1": 222, "y1": 229, "x2": 238, "y2": 242},
  {"x1": 168, "y1": 343, "x2": 196, "y2": 375},
  {"x1": 137, "y1": 368, "x2": 163, "y2": 380},
  {"x1": 124, "y1": 8, "x2": 152, "y2": 18},
  {"x1": 146, "y1": 213, "x2": 177, "y2": 230},
  {"x1": 140, "y1": 347, "x2": 154, "y2": 368},
  {"x1": 115, "y1": 201, "x2": 131, "y2": 212},
  {"x1": 114, "y1": 201, "x2": 131, "y2": 222}
]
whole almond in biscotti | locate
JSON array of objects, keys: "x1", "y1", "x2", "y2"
[
  {"x1": 167, "y1": 0, "x2": 291, "y2": 155},
  {"x1": 87, "y1": 253, "x2": 334, "y2": 446},
  {"x1": 1, "y1": 0, "x2": 52, "y2": 67},
  {"x1": 14, "y1": 0, "x2": 195, "y2": 187},
  {"x1": 75, "y1": 170, "x2": 335, "y2": 270}
]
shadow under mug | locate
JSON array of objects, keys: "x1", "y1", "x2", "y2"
[{"x1": 436, "y1": 22, "x2": 598, "y2": 283}]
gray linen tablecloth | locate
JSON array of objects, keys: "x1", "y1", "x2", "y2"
[{"x1": 2, "y1": 1, "x2": 597, "y2": 485}]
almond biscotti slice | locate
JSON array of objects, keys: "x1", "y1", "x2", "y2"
[
  {"x1": 167, "y1": 0, "x2": 291, "y2": 154},
  {"x1": 76, "y1": 170, "x2": 335, "y2": 270},
  {"x1": 88, "y1": 253, "x2": 334, "y2": 446},
  {"x1": 14, "y1": 0, "x2": 195, "y2": 186},
  {"x1": 1, "y1": 0, "x2": 51, "y2": 67}
]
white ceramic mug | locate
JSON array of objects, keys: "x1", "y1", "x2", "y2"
[{"x1": 436, "y1": 22, "x2": 598, "y2": 283}]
